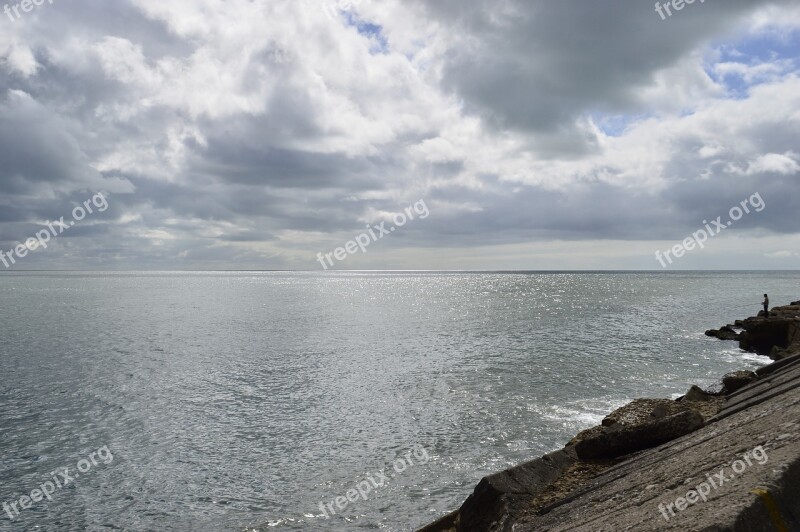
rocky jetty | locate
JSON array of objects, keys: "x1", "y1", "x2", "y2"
[
  {"x1": 420, "y1": 302, "x2": 800, "y2": 532},
  {"x1": 706, "y1": 300, "x2": 800, "y2": 359}
]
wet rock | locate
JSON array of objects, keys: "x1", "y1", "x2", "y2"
[
  {"x1": 683, "y1": 385, "x2": 715, "y2": 402},
  {"x1": 721, "y1": 370, "x2": 757, "y2": 393},
  {"x1": 567, "y1": 424, "x2": 607, "y2": 447},
  {"x1": 771, "y1": 343, "x2": 800, "y2": 360},
  {"x1": 574, "y1": 410, "x2": 704, "y2": 460},
  {"x1": 705, "y1": 327, "x2": 739, "y2": 340},
  {"x1": 703, "y1": 380, "x2": 725, "y2": 395},
  {"x1": 441, "y1": 448, "x2": 577, "y2": 532},
  {"x1": 739, "y1": 317, "x2": 797, "y2": 357},
  {"x1": 601, "y1": 398, "x2": 674, "y2": 427},
  {"x1": 650, "y1": 403, "x2": 669, "y2": 419}
]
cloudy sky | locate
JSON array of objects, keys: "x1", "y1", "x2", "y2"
[{"x1": 0, "y1": 0, "x2": 798, "y2": 270}]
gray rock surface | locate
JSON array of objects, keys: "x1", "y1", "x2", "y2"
[
  {"x1": 707, "y1": 302, "x2": 800, "y2": 360},
  {"x1": 705, "y1": 326, "x2": 740, "y2": 341},
  {"x1": 683, "y1": 385, "x2": 715, "y2": 402},
  {"x1": 722, "y1": 370, "x2": 757, "y2": 393},
  {"x1": 511, "y1": 357, "x2": 800, "y2": 531},
  {"x1": 418, "y1": 449, "x2": 578, "y2": 532},
  {"x1": 574, "y1": 410, "x2": 704, "y2": 460},
  {"x1": 419, "y1": 303, "x2": 800, "y2": 532}
]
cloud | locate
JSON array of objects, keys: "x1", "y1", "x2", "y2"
[
  {"x1": 765, "y1": 250, "x2": 799, "y2": 259},
  {"x1": 0, "y1": 0, "x2": 798, "y2": 269},
  {"x1": 728, "y1": 152, "x2": 800, "y2": 176}
]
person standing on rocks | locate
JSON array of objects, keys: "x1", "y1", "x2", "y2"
[{"x1": 763, "y1": 294, "x2": 770, "y2": 317}]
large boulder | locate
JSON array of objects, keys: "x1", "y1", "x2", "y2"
[
  {"x1": 600, "y1": 398, "x2": 675, "y2": 427},
  {"x1": 427, "y1": 448, "x2": 578, "y2": 532},
  {"x1": 573, "y1": 410, "x2": 704, "y2": 460},
  {"x1": 705, "y1": 326, "x2": 739, "y2": 341},
  {"x1": 739, "y1": 318, "x2": 797, "y2": 357},
  {"x1": 683, "y1": 385, "x2": 715, "y2": 402},
  {"x1": 771, "y1": 343, "x2": 800, "y2": 360},
  {"x1": 721, "y1": 370, "x2": 757, "y2": 393}
]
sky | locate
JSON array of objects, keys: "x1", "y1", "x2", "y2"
[{"x1": 0, "y1": 0, "x2": 798, "y2": 271}]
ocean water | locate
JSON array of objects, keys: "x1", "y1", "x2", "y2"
[{"x1": 0, "y1": 271, "x2": 797, "y2": 531}]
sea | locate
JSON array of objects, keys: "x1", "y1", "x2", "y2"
[{"x1": 0, "y1": 271, "x2": 797, "y2": 531}]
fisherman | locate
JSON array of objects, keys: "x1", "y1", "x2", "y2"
[{"x1": 763, "y1": 294, "x2": 770, "y2": 317}]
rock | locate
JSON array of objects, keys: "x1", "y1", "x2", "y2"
[
  {"x1": 681, "y1": 396, "x2": 725, "y2": 420},
  {"x1": 567, "y1": 424, "x2": 607, "y2": 447},
  {"x1": 444, "y1": 448, "x2": 577, "y2": 532},
  {"x1": 756, "y1": 354, "x2": 800, "y2": 377},
  {"x1": 739, "y1": 317, "x2": 799, "y2": 357},
  {"x1": 421, "y1": 303, "x2": 800, "y2": 532},
  {"x1": 683, "y1": 385, "x2": 714, "y2": 402},
  {"x1": 721, "y1": 370, "x2": 757, "y2": 393},
  {"x1": 574, "y1": 410, "x2": 704, "y2": 460},
  {"x1": 705, "y1": 327, "x2": 739, "y2": 340},
  {"x1": 771, "y1": 343, "x2": 800, "y2": 360},
  {"x1": 508, "y1": 356, "x2": 800, "y2": 532},
  {"x1": 574, "y1": 398, "x2": 722, "y2": 451},
  {"x1": 650, "y1": 404, "x2": 669, "y2": 419},
  {"x1": 601, "y1": 398, "x2": 674, "y2": 427},
  {"x1": 703, "y1": 380, "x2": 725, "y2": 395}
]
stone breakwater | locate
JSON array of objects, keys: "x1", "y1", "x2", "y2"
[
  {"x1": 420, "y1": 301, "x2": 800, "y2": 532},
  {"x1": 705, "y1": 300, "x2": 800, "y2": 360}
]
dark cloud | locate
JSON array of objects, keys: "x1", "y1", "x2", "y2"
[{"x1": 418, "y1": 0, "x2": 793, "y2": 134}]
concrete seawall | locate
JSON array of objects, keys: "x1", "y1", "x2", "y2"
[{"x1": 420, "y1": 303, "x2": 800, "y2": 531}]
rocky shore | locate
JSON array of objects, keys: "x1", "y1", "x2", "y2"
[{"x1": 420, "y1": 301, "x2": 800, "y2": 531}]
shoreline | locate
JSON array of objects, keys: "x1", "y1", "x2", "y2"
[{"x1": 420, "y1": 300, "x2": 800, "y2": 531}]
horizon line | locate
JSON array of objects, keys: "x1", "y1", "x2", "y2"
[{"x1": 2, "y1": 269, "x2": 800, "y2": 273}]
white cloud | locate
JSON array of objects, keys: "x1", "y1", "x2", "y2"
[
  {"x1": 0, "y1": 41, "x2": 38, "y2": 77},
  {"x1": 765, "y1": 250, "x2": 799, "y2": 259},
  {"x1": 713, "y1": 60, "x2": 794, "y2": 84},
  {"x1": 728, "y1": 152, "x2": 800, "y2": 176}
]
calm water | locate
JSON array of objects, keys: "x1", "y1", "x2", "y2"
[{"x1": 0, "y1": 271, "x2": 797, "y2": 531}]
